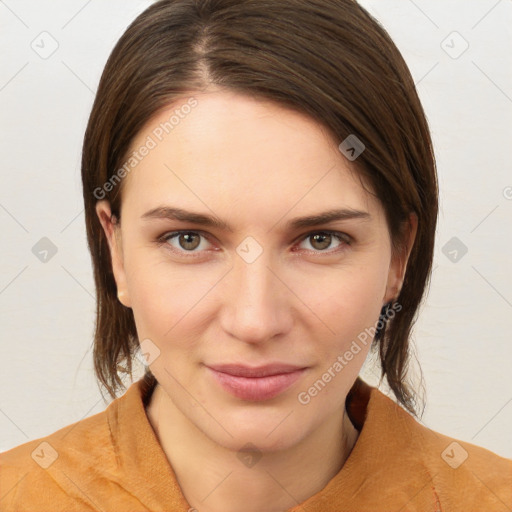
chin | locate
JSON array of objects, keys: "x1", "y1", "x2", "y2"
[
  {"x1": 203, "y1": 408, "x2": 309, "y2": 454},
  {"x1": 218, "y1": 429, "x2": 304, "y2": 455}
]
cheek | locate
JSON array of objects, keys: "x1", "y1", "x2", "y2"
[
  {"x1": 288, "y1": 253, "x2": 388, "y2": 374},
  {"x1": 124, "y1": 251, "x2": 221, "y2": 341},
  {"x1": 290, "y1": 260, "x2": 388, "y2": 409},
  {"x1": 291, "y1": 257, "x2": 389, "y2": 353}
]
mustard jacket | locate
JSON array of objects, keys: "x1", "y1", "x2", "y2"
[{"x1": 1, "y1": 375, "x2": 511, "y2": 511}]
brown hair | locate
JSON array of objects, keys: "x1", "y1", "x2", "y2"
[{"x1": 81, "y1": 0, "x2": 438, "y2": 416}]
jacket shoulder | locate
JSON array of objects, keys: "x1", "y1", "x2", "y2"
[
  {"x1": 408, "y1": 416, "x2": 512, "y2": 509},
  {"x1": 0, "y1": 406, "x2": 113, "y2": 510}
]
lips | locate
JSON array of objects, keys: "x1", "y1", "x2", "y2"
[
  {"x1": 205, "y1": 363, "x2": 307, "y2": 401},
  {"x1": 208, "y1": 363, "x2": 305, "y2": 378}
]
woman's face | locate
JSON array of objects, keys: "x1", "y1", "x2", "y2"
[{"x1": 97, "y1": 89, "x2": 412, "y2": 452}]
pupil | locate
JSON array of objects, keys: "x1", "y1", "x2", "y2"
[
  {"x1": 312, "y1": 233, "x2": 331, "y2": 250},
  {"x1": 180, "y1": 233, "x2": 200, "y2": 250}
]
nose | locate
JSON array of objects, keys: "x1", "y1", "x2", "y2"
[{"x1": 219, "y1": 252, "x2": 293, "y2": 345}]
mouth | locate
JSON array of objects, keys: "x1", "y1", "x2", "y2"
[{"x1": 205, "y1": 363, "x2": 307, "y2": 401}]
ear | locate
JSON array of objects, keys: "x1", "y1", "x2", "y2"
[
  {"x1": 95, "y1": 200, "x2": 132, "y2": 308},
  {"x1": 383, "y1": 212, "x2": 418, "y2": 304}
]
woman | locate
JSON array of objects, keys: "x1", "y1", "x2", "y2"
[{"x1": 1, "y1": 0, "x2": 511, "y2": 510}]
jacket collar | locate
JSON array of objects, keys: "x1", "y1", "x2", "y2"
[{"x1": 109, "y1": 374, "x2": 440, "y2": 511}]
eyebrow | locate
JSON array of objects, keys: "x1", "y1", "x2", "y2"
[{"x1": 141, "y1": 206, "x2": 371, "y2": 232}]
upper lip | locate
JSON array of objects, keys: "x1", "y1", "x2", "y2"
[{"x1": 207, "y1": 363, "x2": 306, "y2": 378}]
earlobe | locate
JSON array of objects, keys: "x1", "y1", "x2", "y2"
[
  {"x1": 95, "y1": 201, "x2": 132, "y2": 308},
  {"x1": 117, "y1": 289, "x2": 129, "y2": 306}
]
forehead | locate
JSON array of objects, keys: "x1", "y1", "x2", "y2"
[{"x1": 119, "y1": 90, "x2": 380, "y2": 222}]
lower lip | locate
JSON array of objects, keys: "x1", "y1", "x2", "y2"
[{"x1": 207, "y1": 367, "x2": 306, "y2": 401}]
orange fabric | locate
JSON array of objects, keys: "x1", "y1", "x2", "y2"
[{"x1": 1, "y1": 375, "x2": 511, "y2": 511}]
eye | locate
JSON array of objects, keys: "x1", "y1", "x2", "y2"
[
  {"x1": 157, "y1": 229, "x2": 351, "y2": 257},
  {"x1": 159, "y1": 231, "x2": 213, "y2": 253},
  {"x1": 296, "y1": 231, "x2": 351, "y2": 253}
]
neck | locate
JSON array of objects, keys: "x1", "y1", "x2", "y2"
[{"x1": 146, "y1": 383, "x2": 359, "y2": 512}]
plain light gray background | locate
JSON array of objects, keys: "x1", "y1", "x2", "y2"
[{"x1": 1, "y1": 0, "x2": 511, "y2": 458}]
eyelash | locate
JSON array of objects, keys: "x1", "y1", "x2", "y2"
[{"x1": 156, "y1": 230, "x2": 352, "y2": 258}]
